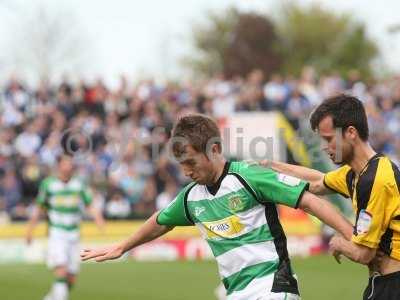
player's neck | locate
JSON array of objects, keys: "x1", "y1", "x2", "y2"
[
  {"x1": 210, "y1": 157, "x2": 227, "y2": 185},
  {"x1": 58, "y1": 173, "x2": 72, "y2": 183},
  {"x1": 349, "y1": 142, "x2": 376, "y2": 175}
]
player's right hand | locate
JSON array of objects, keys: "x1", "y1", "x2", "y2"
[{"x1": 80, "y1": 244, "x2": 124, "y2": 262}]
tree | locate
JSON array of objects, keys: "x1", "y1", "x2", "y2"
[
  {"x1": 184, "y1": 7, "x2": 282, "y2": 78},
  {"x1": 223, "y1": 12, "x2": 282, "y2": 78},
  {"x1": 275, "y1": 2, "x2": 378, "y2": 77}
]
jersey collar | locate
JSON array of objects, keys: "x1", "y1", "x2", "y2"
[{"x1": 206, "y1": 161, "x2": 231, "y2": 196}]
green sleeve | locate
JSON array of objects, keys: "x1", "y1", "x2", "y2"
[
  {"x1": 156, "y1": 184, "x2": 195, "y2": 226},
  {"x1": 36, "y1": 179, "x2": 49, "y2": 208},
  {"x1": 235, "y1": 162, "x2": 309, "y2": 208},
  {"x1": 81, "y1": 187, "x2": 93, "y2": 206}
]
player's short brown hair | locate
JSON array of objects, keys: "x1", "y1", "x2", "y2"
[{"x1": 171, "y1": 114, "x2": 222, "y2": 158}]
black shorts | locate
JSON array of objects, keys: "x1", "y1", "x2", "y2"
[{"x1": 363, "y1": 271, "x2": 400, "y2": 300}]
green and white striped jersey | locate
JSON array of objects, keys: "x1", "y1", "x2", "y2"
[
  {"x1": 157, "y1": 161, "x2": 308, "y2": 299},
  {"x1": 36, "y1": 176, "x2": 92, "y2": 238}
]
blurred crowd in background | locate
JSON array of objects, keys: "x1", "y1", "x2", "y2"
[{"x1": 0, "y1": 67, "x2": 399, "y2": 222}]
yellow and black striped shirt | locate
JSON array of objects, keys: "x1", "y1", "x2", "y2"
[{"x1": 324, "y1": 154, "x2": 400, "y2": 261}]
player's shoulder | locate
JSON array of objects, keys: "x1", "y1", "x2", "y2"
[
  {"x1": 327, "y1": 164, "x2": 352, "y2": 176},
  {"x1": 228, "y1": 160, "x2": 267, "y2": 173},
  {"x1": 69, "y1": 176, "x2": 87, "y2": 188},
  {"x1": 374, "y1": 155, "x2": 399, "y2": 187},
  {"x1": 177, "y1": 181, "x2": 197, "y2": 198},
  {"x1": 40, "y1": 176, "x2": 57, "y2": 188},
  {"x1": 358, "y1": 155, "x2": 395, "y2": 188}
]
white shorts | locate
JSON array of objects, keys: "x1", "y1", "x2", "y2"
[{"x1": 47, "y1": 237, "x2": 80, "y2": 274}]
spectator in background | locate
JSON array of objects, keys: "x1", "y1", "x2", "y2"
[
  {"x1": 39, "y1": 131, "x2": 63, "y2": 166},
  {"x1": 14, "y1": 123, "x2": 42, "y2": 157},
  {"x1": 105, "y1": 189, "x2": 131, "y2": 219},
  {"x1": 0, "y1": 128, "x2": 17, "y2": 157},
  {"x1": 211, "y1": 82, "x2": 236, "y2": 118},
  {"x1": 285, "y1": 88, "x2": 311, "y2": 129},
  {"x1": 0, "y1": 69, "x2": 399, "y2": 222},
  {"x1": 0, "y1": 169, "x2": 22, "y2": 219},
  {"x1": 135, "y1": 177, "x2": 157, "y2": 217},
  {"x1": 263, "y1": 74, "x2": 290, "y2": 110},
  {"x1": 155, "y1": 179, "x2": 178, "y2": 211},
  {"x1": 298, "y1": 66, "x2": 321, "y2": 106},
  {"x1": 57, "y1": 84, "x2": 76, "y2": 120}
]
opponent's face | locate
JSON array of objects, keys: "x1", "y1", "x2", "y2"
[
  {"x1": 178, "y1": 145, "x2": 217, "y2": 185},
  {"x1": 317, "y1": 116, "x2": 354, "y2": 165}
]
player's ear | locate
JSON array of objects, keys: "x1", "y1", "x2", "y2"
[
  {"x1": 206, "y1": 143, "x2": 220, "y2": 162},
  {"x1": 345, "y1": 126, "x2": 358, "y2": 140},
  {"x1": 212, "y1": 143, "x2": 219, "y2": 153},
  {"x1": 211, "y1": 143, "x2": 223, "y2": 157}
]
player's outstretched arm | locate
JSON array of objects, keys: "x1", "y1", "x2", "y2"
[
  {"x1": 260, "y1": 160, "x2": 329, "y2": 195},
  {"x1": 81, "y1": 212, "x2": 173, "y2": 262},
  {"x1": 298, "y1": 191, "x2": 353, "y2": 240}
]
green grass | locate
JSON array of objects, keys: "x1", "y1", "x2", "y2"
[{"x1": 0, "y1": 255, "x2": 367, "y2": 300}]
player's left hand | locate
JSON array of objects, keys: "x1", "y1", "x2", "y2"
[
  {"x1": 332, "y1": 250, "x2": 342, "y2": 264},
  {"x1": 329, "y1": 235, "x2": 342, "y2": 264}
]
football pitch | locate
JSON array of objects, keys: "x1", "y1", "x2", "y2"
[{"x1": 0, "y1": 255, "x2": 366, "y2": 300}]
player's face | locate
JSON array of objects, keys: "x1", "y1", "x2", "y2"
[
  {"x1": 178, "y1": 145, "x2": 216, "y2": 185},
  {"x1": 58, "y1": 156, "x2": 75, "y2": 178},
  {"x1": 317, "y1": 116, "x2": 354, "y2": 165}
]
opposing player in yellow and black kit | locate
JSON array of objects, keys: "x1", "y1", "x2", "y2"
[
  {"x1": 324, "y1": 154, "x2": 400, "y2": 260},
  {"x1": 263, "y1": 95, "x2": 400, "y2": 299}
]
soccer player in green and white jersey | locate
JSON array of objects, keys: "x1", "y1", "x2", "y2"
[
  {"x1": 26, "y1": 154, "x2": 105, "y2": 300},
  {"x1": 81, "y1": 114, "x2": 353, "y2": 300}
]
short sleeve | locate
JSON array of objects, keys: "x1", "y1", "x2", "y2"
[
  {"x1": 36, "y1": 179, "x2": 49, "y2": 208},
  {"x1": 81, "y1": 187, "x2": 93, "y2": 206},
  {"x1": 351, "y1": 180, "x2": 392, "y2": 249},
  {"x1": 323, "y1": 165, "x2": 352, "y2": 198},
  {"x1": 238, "y1": 163, "x2": 309, "y2": 208},
  {"x1": 156, "y1": 184, "x2": 195, "y2": 226}
]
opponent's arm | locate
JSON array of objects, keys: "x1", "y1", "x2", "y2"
[
  {"x1": 298, "y1": 191, "x2": 353, "y2": 240},
  {"x1": 260, "y1": 160, "x2": 329, "y2": 195},
  {"x1": 329, "y1": 235, "x2": 376, "y2": 265},
  {"x1": 241, "y1": 163, "x2": 352, "y2": 239}
]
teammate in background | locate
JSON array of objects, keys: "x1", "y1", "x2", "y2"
[
  {"x1": 26, "y1": 154, "x2": 105, "y2": 300},
  {"x1": 261, "y1": 95, "x2": 400, "y2": 300},
  {"x1": 81, "y1": 114, "x2": 352, "y2": 300}
]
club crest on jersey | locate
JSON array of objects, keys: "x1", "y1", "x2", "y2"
[
  {"x1": 228, "y1": 196, "x2": 244, "y2": 213},
  {"x1": 194, "y1": 206, "x2": 205, "y2": 217}
]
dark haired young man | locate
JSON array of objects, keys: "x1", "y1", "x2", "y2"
[
  {"x1": 262, "y1": 95, "x2": 400, "y2": 300},
  {"x1": 81, "y1": 114, "x2": 352, "y2": 300},
  {"x1": 26, "y1": 154, "x2": 105, "y2": 300}
]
